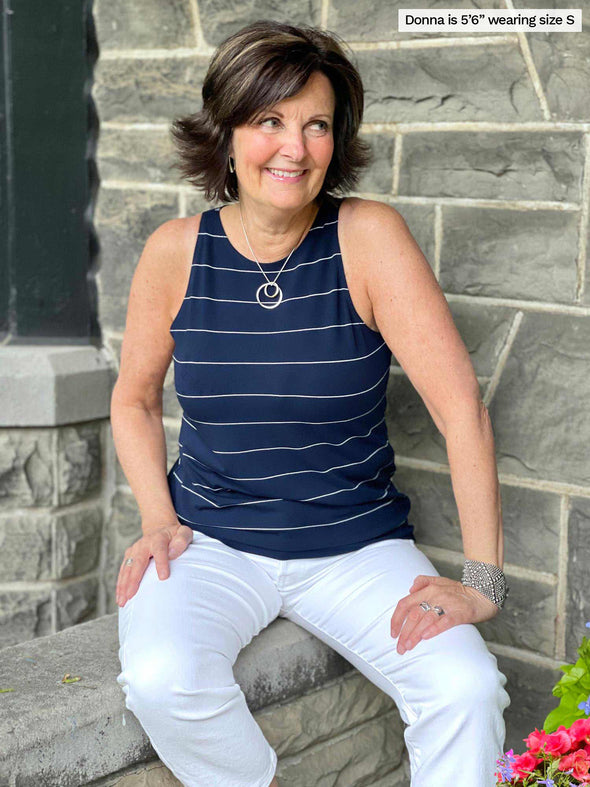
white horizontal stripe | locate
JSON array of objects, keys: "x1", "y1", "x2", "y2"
[
  {"x1": 212, "y1": 417, "x2": 385, "y2": 454},
  {"x1": 171, "y1": 321, "x2": 366, "y2": 335},
  {"x1": 181, "y1": 441, "x2": 389, "y2": 482},
  {"x1": 180, "y1": 392, "x2": 386, "y2": 428},
  {"x1": 172, "y1": 470, "x2": 218, "y2": 507},
  {"x1": 172, "y1": 341, "x2": 386, "y2": 366},
  {"x1": 173, "y1": 470, "x2": 282, "y2": 509},
  {"x1": 190, "y1": 251, "x2": 342, "y2": 275},
  {"x1": 180, "y1": 287, "x2": 349, "y2": 305},
  {"x1": 174, "y1": 496, "x2": 397, "y2": 531},
  {"x1": 188, "y1": 467, "x2": 388, "y2": 507},
  {"x1": 176, "y1": 367, "x2": 389, "y2": 400},
  {"x1": 300, "y1": 469, "x2": 389, "y2": 503}
]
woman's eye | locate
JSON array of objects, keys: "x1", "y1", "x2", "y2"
[{"x1": 259, "y1": 118, "x2": 329, "y2": 131}]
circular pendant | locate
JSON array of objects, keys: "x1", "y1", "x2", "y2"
[{"x1": 256, "y1": 281, "x2": 283, "y2": 309}]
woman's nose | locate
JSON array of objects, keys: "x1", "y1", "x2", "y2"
[{"x1": 279, "y1": 129, "x2": 307, "y2": 161}]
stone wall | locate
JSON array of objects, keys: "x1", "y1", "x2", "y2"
[{"x1": 2, "y1": 0, "x2": 589, "y2": 775}]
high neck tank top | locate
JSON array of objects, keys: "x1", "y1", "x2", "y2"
[{"x1": 167, "y1": 195, "x2": 414, "y2": 559}]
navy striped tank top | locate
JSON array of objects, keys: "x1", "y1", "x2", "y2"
[{"x1": 167, "y1": 195, "x2": 414, "y2": 559}]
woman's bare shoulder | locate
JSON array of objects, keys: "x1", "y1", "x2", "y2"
[
  {"x1": 339, "y1": 196, "x2": 405, "y2": 235},
  {"x1": 141, "y1": 214, "x2": 204, "y2": 322}
]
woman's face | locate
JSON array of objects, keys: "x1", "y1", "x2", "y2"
[{"x1": 228, "y1": 70, "x2": 336, "y2": 211}]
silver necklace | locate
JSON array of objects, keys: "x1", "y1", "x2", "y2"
[{"x1": 239, "y1": 204, "x2": 315, "y2": 310}]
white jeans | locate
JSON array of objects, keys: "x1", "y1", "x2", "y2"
[{"x1": 116, "y1": 530, "x2": 510, "y2": 787}]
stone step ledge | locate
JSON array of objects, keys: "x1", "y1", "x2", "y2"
[{"x1": 0, "y1": 613, "x2": 356, "y2": 785}]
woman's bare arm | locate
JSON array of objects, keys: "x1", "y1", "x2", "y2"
[
  {"x1": 110, "y1": 217, "x2": 197, "y2": 536},
  {"x1": 352, "y1": 199, "x2": 503, "y2": 569}
]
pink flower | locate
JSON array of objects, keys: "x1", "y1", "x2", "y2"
[
  {"x1": 559, "y1": 749, "x2": 590, "y2": 782},
  {"x1": 512, "y1": 751, "x2": 543, "y2": 778},
  {"x1": 525, "y1": 727, "x2": 550, "y2": 755},
  {"x1": 569, "y1": 718, "x2": 590, "y2": 747},
  {"x1": 545, "y1": 726, "x2": 573, "y2": 756}
]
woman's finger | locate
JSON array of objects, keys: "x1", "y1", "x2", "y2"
[
  {"x1": 409, "y1": 574, "x2": 437, "y2": 593},
  {"x1": 399, "y1": 607, "x2": 454, "y2": 652},
  {"x1": 392, "y1": 602, "x2": 427, "y2": 653},
  {"x1": 422, "y1": 615, "x2": 454, "y2": 639},
  {"x1": 118, "y1": 552, "x2": 149, "y2": 605},
  {"x1": 167, "y1": 526, "x2": 193, "y2": 559}
]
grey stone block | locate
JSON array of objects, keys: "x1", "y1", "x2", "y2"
[
  {"x1": 566, "y1": 496, "x2": 590, "y2": 662},
  {"x1": 494, "y1": 649, "x2": 562, "y2": 753},
  {"x1": 394, "y1": 466, "x2": 561, "y2": 574},
  {"x1": 93, "y1": 56, "x2": 208, "y2": 123},
  {"x1": 55, "y1": 577, "x2": 99, "y2": 631},
  {"x1": 0, "y1": 513, "x2": 53, "y2": 581},
  {"x1": 355, "y1": 46, "x2": 542, "y2": 123},
  {"x1": 101, "y1": 762, "x2": 182, "y2": 786},
  {"x1": 399, "y1": 132, "x2": 584, "y2": 202},
  {"x1": 329, "y1": 0, "x2": 503, "y2": 41},
  {"x1": 258, "y1": 670, "x2": 402, "y2": 758},
  {"x1": 0, "y1": 429, "x2": 55, "y2": 510},
  {"x1": 184, "y1": 191, "x2": 217, "y2": 216},
  {"x1": 356, "y1": 133, "x2": 395, "y2": 194},
  {"x1": 426, "y1": 553, "x2": 556, "y2": 657},
  {"x1": 198, "y1": 0, "x2": 322, "y2": 47},
  {"x1": 491, "y1": 312, "x2": 590, "y2": 487},
  {"x1": 276, "y1": 709, "x2": 405, "y2": 787},
  {"x1": 54, "y1": 506, "x2": 103, "y2": 579},
  {"x1": 97, "y1": 127, "x2": 179, "y2": 185},
  {"x1": 440, "y1": 206, "x2": 578, "y2": 302},
  {"x1": 110, "y1": 489, "x2": 141, "y2": 540},
  {"x1": 58, "y1": 422, "x2": 103, "y2": 505},
  {"x1": 366, "y1": 756, "x2": 410, "y2": 787},
  {"x1": 95, "y1": 188, "x2": 179, "y2": 332},
  {"x1": 516, "y1": 0, "x2": 590, "y2": 122},
  {"x1": 0, "y1": 591, "x2": 53, "y2": 649},
  {"x1": 0, "y1": 347, "x2": 114, "y2": 427},
  {"x1": 447, "y1": 300, "x2": 516, "y2": 378},
  {"x1": 94, "y1": 0, "x2": 194, "y2": 51}
]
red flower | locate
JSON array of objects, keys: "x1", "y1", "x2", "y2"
[
  {"x1": 569, "y1": 718, "x2": 590, "y2": 747},
  {"x1": 545, "y1": 727, "x2": 573, "y2": 756},
  {"x1": 524, "y1": 728, "x2": 550, "y2": 755},
  {"x1": 512, "y1": 751, "x2": 543, "y2": 778}
]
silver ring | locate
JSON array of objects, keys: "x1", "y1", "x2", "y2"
[
  {"x1": 433, "y1": 605, "x2": 446, "y2": 616},
  {"x1": 125, "y1": 558, "x2": 134, "y2": 566},
  {"x1": 419, "y1": 601, "x2": 432, "y2": 612}
]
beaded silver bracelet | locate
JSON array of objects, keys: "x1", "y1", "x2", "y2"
[{"x1": 461, "y1": 559, "x2": 509, "y2": 610}]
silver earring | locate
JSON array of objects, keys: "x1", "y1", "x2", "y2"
[{"x1": 228, "y1": 156, "x2": 235, "y2": 174}]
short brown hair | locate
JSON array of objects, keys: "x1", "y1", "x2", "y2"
[{"x1": 169, "y1": 20, "x2": 373, "y2": 204}]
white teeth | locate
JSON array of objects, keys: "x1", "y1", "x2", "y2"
[{"x1": 268, "y1": 168, "x2": 304, "y2": 178}]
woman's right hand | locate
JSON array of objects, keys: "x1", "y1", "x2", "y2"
[{"x1": 116, "y1": 523, "x2": 193, "y2": 608}]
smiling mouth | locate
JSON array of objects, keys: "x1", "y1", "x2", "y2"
[{"x1": 265, "y1": 168, "x2": 307, "y2": 179}]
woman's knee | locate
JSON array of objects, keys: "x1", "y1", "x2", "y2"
[
  {"x1": 121, "y1": 645, "x2": 235, "y2": 713},
  {"x1": 429, "y1": 640, "x2": 509, "y2": 714}
]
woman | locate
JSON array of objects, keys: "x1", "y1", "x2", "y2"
[{"x1": 113, "y1": 19, "x2": 510, "y2": 787}]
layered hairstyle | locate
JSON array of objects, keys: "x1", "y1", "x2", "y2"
[{"x1": 170, "y1": 20, "x2": 373, "y2": 204}]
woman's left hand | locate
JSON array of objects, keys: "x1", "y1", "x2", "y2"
[{"x1": 390, "y1": 574, "x2": 500, "y2": 655}]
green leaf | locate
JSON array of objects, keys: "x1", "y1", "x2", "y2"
[{"x1": 543, "y1": 635, "x2": 590, "y2": 733}]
